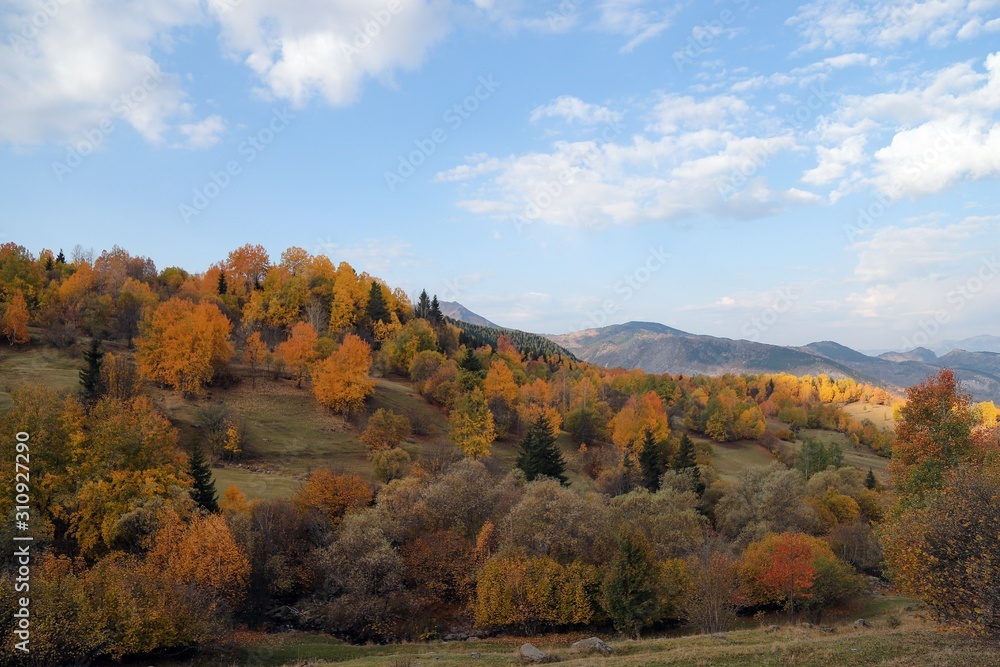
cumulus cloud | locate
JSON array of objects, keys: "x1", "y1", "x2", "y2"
[{"x1": 530, "y1": 96, "x2": 624, "y2": 125}]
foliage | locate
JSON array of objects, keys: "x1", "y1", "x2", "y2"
[
  {"x1": 361, "y1": 408, "x2": 412, "y2": 456},
  {"x1": 1, "y1": 289, "x2": 29, "y2": 345},
  {"x1": 188, "y1": 445, "x2": 219, "y2": 513},
  {"x1": 79, "y1": 337, "x2": 104, "y2": 403},
  {"x1": 447, "y1": 316, "x2": 577, "y2": 361},
  {"x1": 136, "y1": 297, "x2": 233, "y2": 394},
  {"x1": 294, "y1": 469, "x2": 371, "y2": 527},
  {"x1": 602, "y1": 532, "x2": 662, "y2": 639},
  {"x1": 638, "y1": 428, "x2": 665, "y2": 492},
  {"x1": 796, "y1": 437, "x2": 845, "y2": 478},
  {"x1": 683, "y1": 539, "x2": 740, "y2": 634},
  {"x1": 311, "y1": 333, "x2": 375, "y2": 415},
  {"x1": 449, "y1": 387, "x2": 496, "y2": 459},
  {"x1": 275, "y1": 321, "x2": 318, "y2": 386},
  {"x1": 372, "y1": 447, "x2": 412, "y2": 484}
]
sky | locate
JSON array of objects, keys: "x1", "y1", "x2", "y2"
[{"x1": 2, "y1": 0, "x2": 1000, "y2": 353}]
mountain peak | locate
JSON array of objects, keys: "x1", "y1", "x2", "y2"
[{"x1": 437, "y1": 301, "x2": 499, "y2": 328}]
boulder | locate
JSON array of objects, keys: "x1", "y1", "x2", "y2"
[
  {"x1": 853, "y1": 619, "x2": 871, "y2": 629},
  {"x1": 470, "y1": 652, "x2": 482, "y2": 659},
  {"x1": 571, "y1": 637, "x2": 613, "y2": 656},
  {"x1": 519, "y1": 643, "x2": 547, "y2": 663},
  {"x1": 765, "y1": 625, "x2": 780, "y2": 633}
]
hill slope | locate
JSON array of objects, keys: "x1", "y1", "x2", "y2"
[{"x1": 438, "y1": 301, "x2": 500, "y2": 328}]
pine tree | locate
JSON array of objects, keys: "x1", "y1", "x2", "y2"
[
  {"x1": 366, "y1": 281, "x2": 390, "y2": 325},
  {"x1": 602, "y1": 532, "x2": 661, "y2": 639},
  {"x1": 79, "y1": 338, "x2": 104, "y2": 404},
  {"x1": 55, "y1": 249, "x2": 66, "y2": 264},
  {"x1": 415, "y1": 289, "x2": 431, "y2": 319},
  {"x1": 638, "y1": 428, "x2": 664, "y2": 492},
  {"x1": 516, "y1": 414, "x2": 568, "y2": 484},
  {"x1": 188, "y1": 444, "x2": 219, "y2": 513},
  {"x1": 673, "y1": 433, "x2": 705, "y2": 496},
  {"x1": 865, "y1": 468, "x2": 878, "y2": 490},
  {"x1": 458, "y1": 347, "x2": 483, "y2": 374},
  {"x1": 217, "y1": 271, "x2": 227, "y2": 295},
  {"x1": 43, "y1": 255, "x2": 54, "y2": 271},
  {"x1": 429, "y1": 295, "x2": 443, "y2": 324}
]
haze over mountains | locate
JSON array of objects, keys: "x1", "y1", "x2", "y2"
[{"x1": 447, "y1": 304, "x2": 1000, "y2": 402}]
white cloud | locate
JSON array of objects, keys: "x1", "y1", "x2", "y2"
[
  {"x1": 177, "y1": 115, "x2": 226, "y2": 148},
  {"x1": 210, "y1": 0, "x2": 452, "y2": 108},
  {"x1": 530, "y1": 96, "x2": 624, "y2": 125},
  {"x1": 314, "y1": 238, "x2": 417, "y2": 274},
  {"x1": 598, "y1": 0, "x2": 680, "y2": 52},
  {"x1": 0, "y1": 0, "x2": 204, "y2": 145},
  {"x1": 788, "y1": 0, "x2": 1000, "y2": 50},
  {"x1": 802, "y1": 134, "x2": 867, "y2": 185},
  {"x1": 649, "y1": 94, "x2": 748, "y2": 134}
]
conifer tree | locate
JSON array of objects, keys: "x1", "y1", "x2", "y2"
[
  {"x1": 79, "y1": 338, "x2": 104, "y2": 404},
  {"x1": 639, "y1": 428, "x2": 665, "y2": 492},
  {"x1": 415, "y1": 289, "x2": 431, "y2": 319},
  {"x1": 56, "y1": 249, "x2": 66, "y2": 264},
  {"x1": 516, "y1": 414, "x2": 568, "y2": 484},
  {"x1": 603, "y1": 532, "x2": 661, "y2": 639},
  {"x1": 429, "y1": 295, "x2": 443, "y2": 324},
  {"x1": 366, "y1": 281, "x2": 390, "y2": 325},
  {"x1": 673, "y1": 433, "x2": 705, "y2": 496},
  {"x1": 865, "y1": 468, "x2": 877, "y2": 490},
  {"x1": 189, "y1": 444, "x2": 219, "y2": 513},
  {"x1": 217, "y1": 271, "x2": 228, "y2": 295}
]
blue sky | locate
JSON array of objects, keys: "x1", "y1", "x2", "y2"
[{"x1": 2, "y1": 0, "x2": 1000, "y2": 352}]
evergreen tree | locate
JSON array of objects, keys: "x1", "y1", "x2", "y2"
[
  {"x1": 79, "y1": 338, "x2": 104, "y2": 404},
  {"x1": 865, "y1": 468, "x2": 878, "y2": 490},
  {"x1": 516, "y1": 414, "x2": 568, "y2": 484},
  {"x1": 638, "y1": 428, "x2": 664, "y2": 492},
  {"x1": 458, "y1": 347, "x2": 483, "y2": 374},
  {"x1": 602, "y1": 532, "x2": 661, "y2": 639},
  {"x1": 415, "y1": 289, "x2": 431, "y2": 319},
  {"x1": 366, "y1": 281, "x2": 390, "y2": 325},
  {"x1": 217, "y1": 271, "x2": 227, "y2": 295},
  {"x1": 55, "y1": 249, "x2": 66, "y2": 264},
  {"x1": 43, "y1": 255, "x2": 54, "y2": 271},
  {"x1": 188, "y1": 444, "x2": 219, "y2": 513},
  {"x1": 429, "y1": 295, "x2": 443, "y2": 324},
  {"x1": 673, "y1": 433, "x2": 705, "y2": 496}
]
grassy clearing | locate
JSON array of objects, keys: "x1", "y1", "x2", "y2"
[
  {"x1": 173, "y1": 597, "x2": 1000, "y2": 667},
  {"x1": 841, "y1": 402, "x2": 895, "y2": 430},
  {"x1": 0, "y1": 344, "x2": 82, "y2": 410},
  {"x1": 798, "y1": 428, "x2": 889, "y2": 480}
]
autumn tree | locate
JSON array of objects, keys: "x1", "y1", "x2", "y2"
[
  {"x1": 683, "y1": 538, "x2": 740, "y2": 634},
  {"x1": 612, "y1": 392, "x2": 671, "y2": 459},
  {"x1": 136, "y1": 298, "x2": 233, "y2": 395},
  {"x1": 294, "y1": 469, "x2": 372, "y2": 528},
  {"x1": 275, "y1": 321, "x2": 318, "y2": 387},
  {"x1": 450, "y1": 387, "x2": 496, "y2": 459},
  {"x1": 361, "y1": 408, "x2": 412, "y2": 456},
  {"x1": 226, "y1": 243, "x2": 270, "y2": 296},
  {"x1": 242, "y1": 330, "x2": 269, "y2": 387},
  {"x1": 483, "y1": 359, "x2": 519, "y2": 436},
  {"x1": 1, "y1": 289, "x2": 29, "y2": 345},
  {"x1": 311, "y1": 334, "x2": 375, "y2": 416},
  {"x1": 516, "y1": 414, "x2": 567, "y2": 484},
  {"x1": 890, "y1": 369, "x2": 984, "y2": 500}
]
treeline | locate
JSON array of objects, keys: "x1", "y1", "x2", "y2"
[{"x1": 446, "y1": 316, "x2": 578, "y2": 363}]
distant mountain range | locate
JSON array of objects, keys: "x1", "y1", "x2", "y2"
[
  {"x1": 439, "y1": 301, "x2": 500, "y2": 328},
  {"x1": 444, "y1": 305, "x2": 1000, "y2": 402}
]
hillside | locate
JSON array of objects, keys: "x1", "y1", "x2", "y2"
[
  {"x1": 447, "y1": 316, "x2": 578, "y2": 360},
  {"x1": 438, "y1": 300, "x2": 500, "y2": 328},
  {"x1": 550, "y1": 321, "x2": 1000, "y2": 401}
]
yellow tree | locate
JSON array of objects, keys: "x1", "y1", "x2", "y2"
[
  {"x1": 612, "y1": 392, "x2": 671, "y2": 457},
  {"x1": 1, "y1": 289, "x2": 29, "y2": 345},
  {"x1": 311, "y1": 333, "x2": 374, "y2": 415},
  {"x1": 136, "y1": 298, "x2": 233, "y2": 395},
  {"x1": 242, "y1": 331, "x2": 269, "y2": 387},
  {"x1": 225, "y1": 243, "x2": 270, "y2": 298},
  {"x1": 484, "y1": 359, "x2": 519, "y2": 436},
  {"x1": 450, "y1": 387, "x2": 496, "y2": 459},
  {"x1": 293, "y1": 469, "x2": 371, "y2": 526},
  {"x1": 274, "y1": 321, "x2": 318, "y2": 387}
]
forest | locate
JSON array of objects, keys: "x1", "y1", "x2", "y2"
[{"x1": 0, "y1": 241, "x2": 998, "y2": 665}]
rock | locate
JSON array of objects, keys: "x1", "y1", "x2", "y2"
[
  {"x1": 853, "y1": 619, "x2": 871, "y2": 629},
  {"x1": 470, "y1": 652, "x2": 482, "y2": 659},
  {"x1": 765, "y1": 625, "x2": 780, "y2": 633},
  {"x1": 571, "y1": 637, "x2": 612, "y2": 656},
  {"x1": 519, "y1": 643, "x2": 547, "y2": 663},
  {"x1": 819, "y1": 626, "x2": 835, "y2": 633},
  {"x1": 467, "y1": 637, "x2": 479, "y2": 642},
  {"x1": 712, "y1": 632, "x2": 727, "y2": 639},
  {"x1": 799, "y1": 622, "x2": 814, "y2": 629}
]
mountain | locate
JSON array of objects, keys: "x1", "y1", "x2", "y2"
[
  {"x1": 438, "y1": 301, "x2": 499, "y2": 328},
  {"x1": 549, "y1": 321, "x2": 1000, "y2": 401},
  {"x1": 446, "y1": 317, "x2": 577, "y2": 361},
  {"x1": 937, "y1": 334, "x2": 1000, "y2": 355},
  {"x1": 550, "y1": 322, "x2": 856, "y2": 378},
  {"x1": 879, "y1": 348, "x2": 937, "y2": 363}
]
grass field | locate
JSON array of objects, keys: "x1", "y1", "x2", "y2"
[
  {"x1": 841, "y1": 402, "x2": 896, "y2": 430},
  {"x1": 154, "y1": 596, "x2": 1000, "y2": 667}
]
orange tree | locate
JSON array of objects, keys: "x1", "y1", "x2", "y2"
[
  {"x1": 136, "y1": 298, "x2": 233, "y2": 395},
  {"x1": 311, "y1": 334, "x2": 374, "y2": 415}
]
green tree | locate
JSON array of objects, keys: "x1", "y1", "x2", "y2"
[
  {"x1": 366, "y1": 281, "x2": 390, "y2": 326},
  {"x1": 602, "y1": 532, "x2": 661, "y2": 639},
  {"x1": 673, "y1": 433, "x2": 705, "y2": 496},
  {"x1": 516, "y1": 414, "x2": 568, "y2": 484},
  {"x1": 796, "y1": 437, "x2": 844, "y2": 478},
  {"x1": 217, "y1": 271, "x2": 227, "y2": 295},
  {"x1": 188, "y1": 444, "x2": 219, "y2": 513},
  {"x1": 864, "y1": 468, "x2": 877, "y2": 490},
  {"x1": 79, "y1": 338, "x2": 104, "y2": 404},
  {"x1": 638, "y1": 428, "x2": 665, "y2": 492},
  {"x1": 415, "y1": 289, "x2": 431, "y2": 319},
  {"x1": 429, "y1": 295, "x2": 443, "y2": 324}
]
